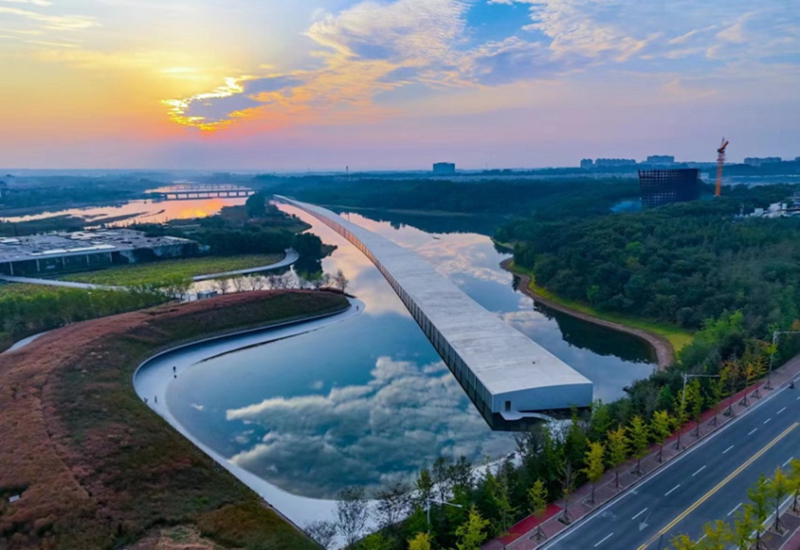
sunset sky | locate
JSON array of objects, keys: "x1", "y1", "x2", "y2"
[{"x1": 2, "y1": 0, "x2": 798, "y2": 170}]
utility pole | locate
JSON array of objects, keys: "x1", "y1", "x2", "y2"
[{"x1": 767, "y1": 331, "x2": 800, "y2": 389}]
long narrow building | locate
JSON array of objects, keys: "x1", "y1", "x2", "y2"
[{"x1": 277, "y1": 197, "x2": 593, "y2": 422}]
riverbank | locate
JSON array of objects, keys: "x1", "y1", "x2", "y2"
[
  {"x1": 501, "y1": 258, "x2": 687, "y2": 369},
  {"x1": 0, "y1": 290, "x2": 348, "y2": 550}
]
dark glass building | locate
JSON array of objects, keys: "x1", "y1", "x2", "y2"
[{"x1": 638, "y1": 168, "x2": 700, "y2": 208}]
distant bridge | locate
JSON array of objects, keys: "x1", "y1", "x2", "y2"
[
  {"x1": 147, "y1": 185, "x2": 255, "y2": 201},
  {"x1": 276, "y1": 196, "x2": 593, "y2": 422}
]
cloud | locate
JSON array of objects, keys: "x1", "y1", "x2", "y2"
[
  {"x1": 0, "y1": 6, "x2": 97, "y2": 30},
  {"x1": 0, "y1": 0, "x2": 51, "y2": 6},
  {"x1": 225, "y1": 356, "x2": 515, "y2": 498}
]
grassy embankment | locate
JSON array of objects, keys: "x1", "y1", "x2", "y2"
[
  {"x1": 59, "y1": 254, "x2": 284, "y2": 286},
  {"x1": 0, "y1": 290, "x2": 349, "y2": 550},
  {"x1": 510, "y1": 261, "x2": 693, "y2": 352}
]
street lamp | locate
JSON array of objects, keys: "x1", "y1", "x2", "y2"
[
  {"x1": 766, "y1": 331, "x2": 800, "y2": 390},
  {"x1": 425, "y1": 496, "x2": 463, "y2": 526}
]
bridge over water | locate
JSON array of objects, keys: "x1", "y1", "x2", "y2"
[
  {"x1": 147, "y1": 185, "x2": 255, "y2": 201},
  {"x1": 276, "y1": 197, "x2": 593, "y2": 422}
]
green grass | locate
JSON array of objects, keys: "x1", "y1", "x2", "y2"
[
  {"x1": 59, "y1": 254, "x2": 284, "y2": 286},
  {"x1": 0, "y1": 282, "x2": 66, "y2": 297},
  {"x1": 510, "y1": 262, "x2": 694, "y2": 352}
]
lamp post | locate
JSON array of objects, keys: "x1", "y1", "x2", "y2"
[
  {"x1": 766, "y1": 331, "x2": 800, "y2": 390},
  {"x1": 426, "y1": 496, "x2": 463, "y2": 526}
]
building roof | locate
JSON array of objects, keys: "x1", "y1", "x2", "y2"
[
  {"x1": 279, "y1": 197, "x2": 593, "y2": 400},
  {"x1": 0, "y1": 229, "x2": 193, "y2": 263}
]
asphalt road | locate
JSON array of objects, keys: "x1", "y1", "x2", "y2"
[{"x1": 542, "y1": 384, "x2": 800, "y2": 550}]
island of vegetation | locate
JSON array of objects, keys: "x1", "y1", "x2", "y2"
[{"x1": 0, "y1": 290, "x2": 349, "y2": 550}]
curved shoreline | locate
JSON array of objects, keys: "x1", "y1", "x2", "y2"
[
  {"x1": 132, "y1": 297, "x2": 364, "y2": 531},
  {"x1": 500, "y1": 258, "x2": 674, "y2": 370}
]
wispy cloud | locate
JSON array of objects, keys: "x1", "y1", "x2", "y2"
[{"x1": 0, "y1": 6, "x2": 97, "y2": 30}]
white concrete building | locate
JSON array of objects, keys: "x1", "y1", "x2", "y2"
[{"x1": 277, "y1": 197, "x2": 593, "y2": 421}]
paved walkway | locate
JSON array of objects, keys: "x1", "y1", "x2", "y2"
[
  {"x1": 191, "y1": 249, "x2": 298, "y2": 281},
  {"x1": 483, "y1": 355, "x2": 800, "y2": 550},
  {"x1": 0, "y1": 275, "x2": 119, "y2": 290}
]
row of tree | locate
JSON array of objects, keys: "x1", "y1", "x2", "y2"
[{"x1": 671, "y1": 461, "x2": 800, "y2": 549}]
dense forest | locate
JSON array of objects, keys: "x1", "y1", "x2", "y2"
[
  {"x1": 500, "y1": 186, "x2": 800, "y2": 338},
  {"x1": 258, "y1": 176, "x2": 644, "y2": 218}
]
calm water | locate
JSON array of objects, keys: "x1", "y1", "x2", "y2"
[{"x1": 164, "y1": 205, "x2": 656, "y2": 499}]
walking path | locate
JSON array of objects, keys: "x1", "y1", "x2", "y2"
[
  {"x1": 191, "y1": 248, "x2": 298, "y2": 281},
  {"x1": 483, "y1": 354, "x2": 800, "y2": 550},
  {"x1": 0, "y1": 250, "x2": 299, "y2": 290},
  {"x1": 501, "y1": 258, "x2": 674, "y2": 369}
]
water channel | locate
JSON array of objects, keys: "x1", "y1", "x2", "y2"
[
  {"x1": 4, "y1": 195, "x2": 657, "y2": 516},
  {"x1": 160, "y1": 204, "x2": 656, "y2": 503}
]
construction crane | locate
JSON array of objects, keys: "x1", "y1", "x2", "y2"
[{"x1": 715, "y1": 137, "x2": 729, "y2": 197}]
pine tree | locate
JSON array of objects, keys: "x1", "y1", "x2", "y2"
[
  {"x1": 582, "y1": 441, "x2": 605, "y2": 504},
  {"x1": 650, "y1": 410, "x2": 673, "y2": 462},
  {"x1": 528, "y1": 479, "x2": 548, "y2": 541},
  {"x1": 606, "y1": 425, "x2": 629, "y2": 489},
  {"x1": 628, "y1": 415, "x2": 649, "y2": 475}
]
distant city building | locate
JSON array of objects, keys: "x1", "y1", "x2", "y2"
[
  {"x1": 433, "y1": 162, "x2": 456, "y2": 175},
  {"x1": 595, "y1": 158, "x2": 637, "y2": 167},
  {"x1": 744, "y1": 157, "x2": 782, "y2": 167},
  {"x1": 0, "y1": 180, "x2": 7, "y2": 200},
  {"x1": 646, "y1": 155, "x2": 675, "y2": 165},
  {"x1": 580, "y1": 159, "x2": 594, "y2": 169},
  {"x1": 639, "y1": 169, "x2": 701, "y2": 208}
]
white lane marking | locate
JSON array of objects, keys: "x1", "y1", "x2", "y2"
[
  {"x1": 665, "y1": 484, "x2": 681, "y2": 497},
  {"x1": 723, "y1": 445, "x2": 734, "y2": 454},
  {"x1": 727, "y1": 502, "x2": 743, "y2": 516},
  {"x1": 748, "y1": 428, "x2": 758, "y2": 435},
  {"x1": 783, "y1": 457, "x2": 794, "y2": 467},
  {"x1": 778, "y1": 407, "x2": 787, "y2": 415},
  {"x1": 594, "y1": 533, "x2": 614, "y2": 547},
  {"x1": 764, "y1": 418, "x2": 772, "y2": 425},
  {"x1": 632, "y1": 508, "x2": 648, "y2": 520},
  {"x1": 692, "y1": 465, "x2": 707, "y2": 477},
  {"x1": 698, "y1": 534, "x2": 707, "y2": 542}
]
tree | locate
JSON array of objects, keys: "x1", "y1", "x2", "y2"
[
  {"x1": 415, "y1": 468, "x2": 433, "y2": 509},
  {"x1": 671, "y1": 534, "x2": 698, "y2": 549},
  {"x1": 582, "y1": 441, "x2": 605, "y2": 504},
  {"x1": 650, "y1": 410, "x2": 673, "y2": 462},
  {"x1": 335, "y1": 487, "x2": 370, "y2": 547},
  {"x1": 628, "y1": 415, "x2": 649, "y2": 475},
  {"x1": 455, "y1": 506, "x2": 489, "y2": 550},
  {"x1": 408, "y1": 532, "x2": 431, "y2": 550},
  {"x1": 492, "y1": 465, "x2": 516, "y2": 533},
  {"x1": 730, "y1": 504, "x2": 756, "y2": 550},
  {"x1": 720, "y1": 360, "x2": 740, "y2": 417},
  {"x1": 560, "y1": 461, "x2": 576, "y2": 525},
  {"x1": 698, "y1": 520, "x2": 731, "y2": 550},
  {"x1": 686, "y1": 379, "x2": 703, "y2": 437},
  {"x1": 245, "y1": 192, "x2": 267, "y2": 218},
  {"x1": 708, "y1": 374, "x2": 724, "y2": 426},
  {"x1": 375, "y1": 481, "x2": 410, "y2": 532},
  {"x1": 333, "y1": 269, "x2": 349, "y2": 292},
  {"x1": 606, "y1": 425, "x2": 629, "y2": 488},
  {"x1": 790, "y1": 458, "x2": 800, "y2": 512},
  {"x1": 528, "y1": 479, "x2": 548, "y2": 541},
  {"x1": 305, "y1": 520, "x2": 337, "y2": 549},
  {"x1": 432, "y1": 456, "x2": 452, "y2": 503},
  {"x1": 673, "y1": 387, "x2": 689, "y2": 450},
  {"x1": 748, "y1": 474, "x2": 770, "y2": 549},
  {"x1": 589, "y1": 400, "x2": 613, "y2": 441},
  {"x1": 767, "y1": 467, "x2": 791, "y2": 533}
]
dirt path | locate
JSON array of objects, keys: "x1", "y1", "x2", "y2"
[{"x1": 500, "y1": 258, "x2": 675, "y2": 370}]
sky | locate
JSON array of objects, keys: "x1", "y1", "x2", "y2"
[{"x1": 1, "y1": 0, "x2": 799, "y2": 170}]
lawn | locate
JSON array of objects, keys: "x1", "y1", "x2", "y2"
[
  {"x1": 60, "y1": 253, "x2": 284, "y2": 286},
  {"x1": 0, "y1": 290, "x2": 349, "y2": 550},
  {"x1": 511, "y1": 262, "x2": 694, "y2": 352}
]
